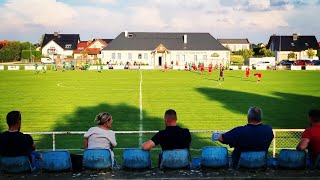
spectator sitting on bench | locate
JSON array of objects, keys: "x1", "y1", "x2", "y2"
[
  {"x1": 218, "y1": 107, "x2": 274, "y2": 167},
  {"x1": 297, "y1": 109, "x2": 320, "y2": 164},
  {"x1": 142, "y1": 109, "x2": 191, "y2": 151},
  {"x1": 0, "y1": 111, "x2": 41, "y2": 170}
]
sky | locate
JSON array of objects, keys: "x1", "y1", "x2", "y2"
[{"x1": 0, "y1": 0, "x2": 319, "y2": 44}]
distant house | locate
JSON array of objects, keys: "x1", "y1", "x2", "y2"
[
  {"x1": 218, "y1": 39, "x2": 250, "y2": 52},
  {"x1": 41, "y1": 32, "x2": 80, "y2": 60},
  {"x1": 101, "y1": 32, "x2": 229, "y2": 66},
  {"x1": 267, "y1": 34, "x2": 319, "y2": 61},
  {"x1": 73, "y1": 39, "x2": 113, "y2": 61}
]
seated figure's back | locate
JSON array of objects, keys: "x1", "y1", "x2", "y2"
[
  {"x1": 152, "y1": 126, "x2": 191, "y2": 150},
  {"x1": 0, "y1": 131, "x2": 33, "y2": 157}
]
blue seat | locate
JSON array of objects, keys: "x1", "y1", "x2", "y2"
[
  {"x1": 83, "y1": 149, "x2": 112, "y2": 169},
  {"x1": 278, "y1": 149, "x2": 306, "y2": 169},
  {"x1": 42, "y1": 151, "x2": 72, "y2": 172},
  {"x1": 201, "y1": 146, "x2": 228, "y2": 168},
  {"x1": 123, "y1": 148, "x2": 151, "y2": 169},
  {"x1": 160, "y1": 149, "x2": 190, "y2": 169},
  {"x1": 238, "y1": 151, "x2": 267, "y2": 169},
  {"x1": 267, "y1": 158, "x2": 278, "y2": 168},
  {"x1": 0, "y1": 156, "x2": 31, "y2": 173}
]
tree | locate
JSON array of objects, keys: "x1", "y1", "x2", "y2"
[
  {"x1": 259, "y1": 47, "x2": 275, "y2": 57},
  {"x1": 39, "y1": 34, "x2": 45, "y2": 47},
  {"x1": 306, "y1": 48, "x2": 316, "y2": 59},
  {"x1": 288, "y1": 52, "x2": 297, "y2": 60},
  {"x1": 233, "y1": 49, "x2": 254, "y2": 59},
  {"x1": 81, "y1": 50, "x2": 88, "y2": 61}
]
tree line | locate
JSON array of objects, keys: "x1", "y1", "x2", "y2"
[{"x1": 0, "y1": 41, "x2": 41, "y2": 62}]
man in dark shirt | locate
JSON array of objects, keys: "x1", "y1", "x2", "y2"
[
  {"x1": 142, "y1": 109, "x2": 191, "y2": 150},
  {"x1": 0, "y1": 111, "x2": 39, "y2": 168},
  {"x1": 218, "y1": 107, "x2": 274, "y2": 166}
]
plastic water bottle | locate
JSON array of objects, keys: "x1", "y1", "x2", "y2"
[{"x1": 212, "y1": 133, "x2": 220, "y2": 141}]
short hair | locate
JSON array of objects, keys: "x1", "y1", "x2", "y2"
[
  {"x1": 309, "y1": 109, "x2": 320, "y2": 122},
  {"x1": 165, "y1": 109, "x2": 177, "y2": 120},
  {"x1": 95, "y1": 112, "x2": 112, "y2": 125},
  {"x1": 6, "y1": 111, "x2": 21, "y2": 127},
  {"x1": 247, "y1": 107, "x2": 262, "y2": 122}
]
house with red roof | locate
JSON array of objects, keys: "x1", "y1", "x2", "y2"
[{"x1": 74, "y1": 39, "x2": 113, "y2": 62}]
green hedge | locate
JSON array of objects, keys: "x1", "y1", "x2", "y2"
[{"x1": 21, "y1": 50, "x2": 42, "y2": 60}]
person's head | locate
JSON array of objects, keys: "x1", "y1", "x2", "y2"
[
  {"x1": 247, "y1": 107, "x2": 262, "y2": 123},
  {"x1": 95, "y1": 112, "x2": 113, "y2": 128},
  {"x1": 308, "y1": 109, "x2": 320, "y2": 124},
  {"x1": 164, "y1": 109, "x2": 177, "y2": 126},
  {"x1": 6, "y1": 111, "x2": 22, "y2": 131}
]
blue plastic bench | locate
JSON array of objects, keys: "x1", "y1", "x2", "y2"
[
  {"x1": 277, "y1": 149, "x2": 306, "y2": 169},
  {"x1": 83, "y1": 149, "x2": 112, "y2": 169},
  {"x1": 201, "y1": 146, "x2": 229, "y2": 168},
  {"x1": 238, "y1": 151, "x2": 267, "y2": 169},
  {"x1": 123, "y1": 148, "x2": 151, "y2": 169},
  {"x1": 0, "y1": 156, "x2": 31, "y2": 173},
  {"x1": 42, "y1": 150, "x2": 72, "y2": 172},
  {"x1": 160, "y1": 149, "x2": 190, "y2": 169}
]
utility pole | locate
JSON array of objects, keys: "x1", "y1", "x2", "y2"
[{"x1": 29, "y1": 43, "x2": 32, "y2": 63}]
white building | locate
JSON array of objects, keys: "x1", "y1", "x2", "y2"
[
  {"x1": 101, "y1": 32, "x2": 230, "y2": 66},
  {"x1": 218, "y1": 39, "x2": 250, "y2": 52},
  {"x1": 41, "y1": 33, "x2": 80, "y2": 61},
  {"x1": 267, "y1": 34, "x2": 319, "y2": 61}
]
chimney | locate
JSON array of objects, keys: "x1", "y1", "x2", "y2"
[
  {"x1": 125, "y1": 30, "x2": 128, "y2": 38},
  {"x1": 183, "y1": 34, "x2": 187, "y2": 44},
  {"x1": 293, "y1": 33, "x2": 299, "y2": 41},
  {"x1": 54, "y1": 32, "x2": 59, "y2": 36}
]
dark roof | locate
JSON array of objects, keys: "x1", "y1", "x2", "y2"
[
  {"x1": 103, "y1": 32, "x2": 228, "y2": 51},
  {"x1": 41, "y1": 34, "x2": 80, "y2": 50},
  {"x1": 218, "y1": 39, "x2": 250, "y2": 44},
  {"x1": 267, "y1": 35, "x2": 319, "y2": 51},
  {"x1": 101, "y1": 39, "x2": 113, "y2": 44}
]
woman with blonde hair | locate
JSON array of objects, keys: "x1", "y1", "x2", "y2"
[{"x1": 84, "y1": 112, "x2": 117, "y2": 150}]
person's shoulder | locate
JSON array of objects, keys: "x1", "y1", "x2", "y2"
[{"x1": 261, "y1": 124, "x2": 273, "y2": 130}]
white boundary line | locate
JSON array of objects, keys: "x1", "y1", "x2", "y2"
[{"x1": 139, "y1": 70, "x2": 143, "y2": 145}]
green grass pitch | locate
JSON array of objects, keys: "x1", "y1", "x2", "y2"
[{"x1": 0, "y1": 69, "x2": 319, "y2": 163}]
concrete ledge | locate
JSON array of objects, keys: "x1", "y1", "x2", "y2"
[
  {"x1": 255, "y1": 66, "x2": 267, "y2": 70},
  {"x1": 8, "y1": 66, "x2": 20, "y2": 70},
  {"x1": 229, "y1": 66, "x2": 239, "y2": 70},
  {"x1": 291, "y1": 66, "x2": 302, "y2": 70},
  {"x1": 0, "y1": 66, "x2": 4, "y2": 70},
  {"x1": 306, "y1": 66, "x2": 320, "y2": 70}
]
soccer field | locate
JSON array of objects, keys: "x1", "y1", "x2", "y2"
[{"x1": 0, "y1": 69, "x2": 320, "y2": 159}]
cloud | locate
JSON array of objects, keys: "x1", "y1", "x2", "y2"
[{"x1": 0, "y1": 0, "x2": 319, "y2": 43}]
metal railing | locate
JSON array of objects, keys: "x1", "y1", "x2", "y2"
[{"x1": 26, "y1": 129, "x2": 305, "y2": 158}]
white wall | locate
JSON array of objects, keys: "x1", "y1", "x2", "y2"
[
  {"x1": 42, "y1": 41, "x2": 64, "y2": 56},
  {"x1": 247, "y1": 57, "x2": 276, "y2": 66},
  {"x1": 102, "y1": 50, "x2": 230, "y2": 66},
  {"x1": 275, "y1": 50, "x2": 319, "y2": 61}
]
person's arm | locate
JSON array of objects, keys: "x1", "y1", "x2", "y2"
[
  {"x1": 142, "y1": 132, "x2": 161, "y2": 150},
  {"x1": 84, "y1": 138, "x2": 88, "y2": 149},
  {"x1": 109, "y1": 131, "x2": 117, "y2": 150},
  {"x1": 218, "y1": 127, "x2": 238, "y2": 147},
  {"x1": 142, "y1": 140, "x2": 156, "y2": 150},
  {"x1": 296, "y1": 138, "x2": 310, "y2": 150}
]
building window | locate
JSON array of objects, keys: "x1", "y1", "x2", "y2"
[
  {"x1": 176, "y1": 55, "x2": 180, "y2": 61},
  {"x1": 65, "y1": 44, "x2": 72, "y2": 49},
  {"x1": 128, "y1": 53, "x2": 132, "y2": 60},
  {"x1": 144, "y1": 53, "x2": 148, "y2": 60},
  {"x1": 194, "y1": 55, "x2": 197, "y2": 61},
  {"x1": 138, "y1": 53, "x2": 142, "y2": 59},
  {"x1": 117, "y1": 53, "x2": 121, "y2": 59},
  {"x1": 180, "y1": 55, "x2": 185, "y2": 61},
  {"x1": 203, "y1": 55, "x2": 207, "y2": 60},
  {"x1": 112, "y1": 53, "x2": 115, "y2": 59},
  {"x1": 291, "y1": 43, "x2": 295, "y2": 46},
  {"x1": 305, "y1": 43, "x2": 309, "y2": 46}
]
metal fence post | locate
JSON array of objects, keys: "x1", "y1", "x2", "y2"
[
  {"x1": 52, "y1": 133, "x2": 55, "y2": 151},
  {"x1": 273, "y1": 130, "x2": 276, "y2": 158}
]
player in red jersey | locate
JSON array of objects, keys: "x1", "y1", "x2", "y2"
[
  {"x1": 208, "y1": 64, "x2": 213, "y2": 75},
  {"x1": 164, "y1": 62, "x2": 168, "y2": 72},
  {"x1": 254, "y1": 73, "x2": 262, "y2": 82},
  {"x1": 184, "y1": 62, "x2": 188, "y2": 71},
  {"x1": 192, "y1": 63, "x2": 197, "y2": 71},
  {"x1": 245, "y1": 66, "x2": 250, "y2": 78},
  {"x1": 200, "y1": 64, "x2": 205, "y2": 74}
]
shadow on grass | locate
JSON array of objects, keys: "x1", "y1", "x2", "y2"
[{"x1": 196, "y1": 87, "x2": 320, "y2": 129}]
